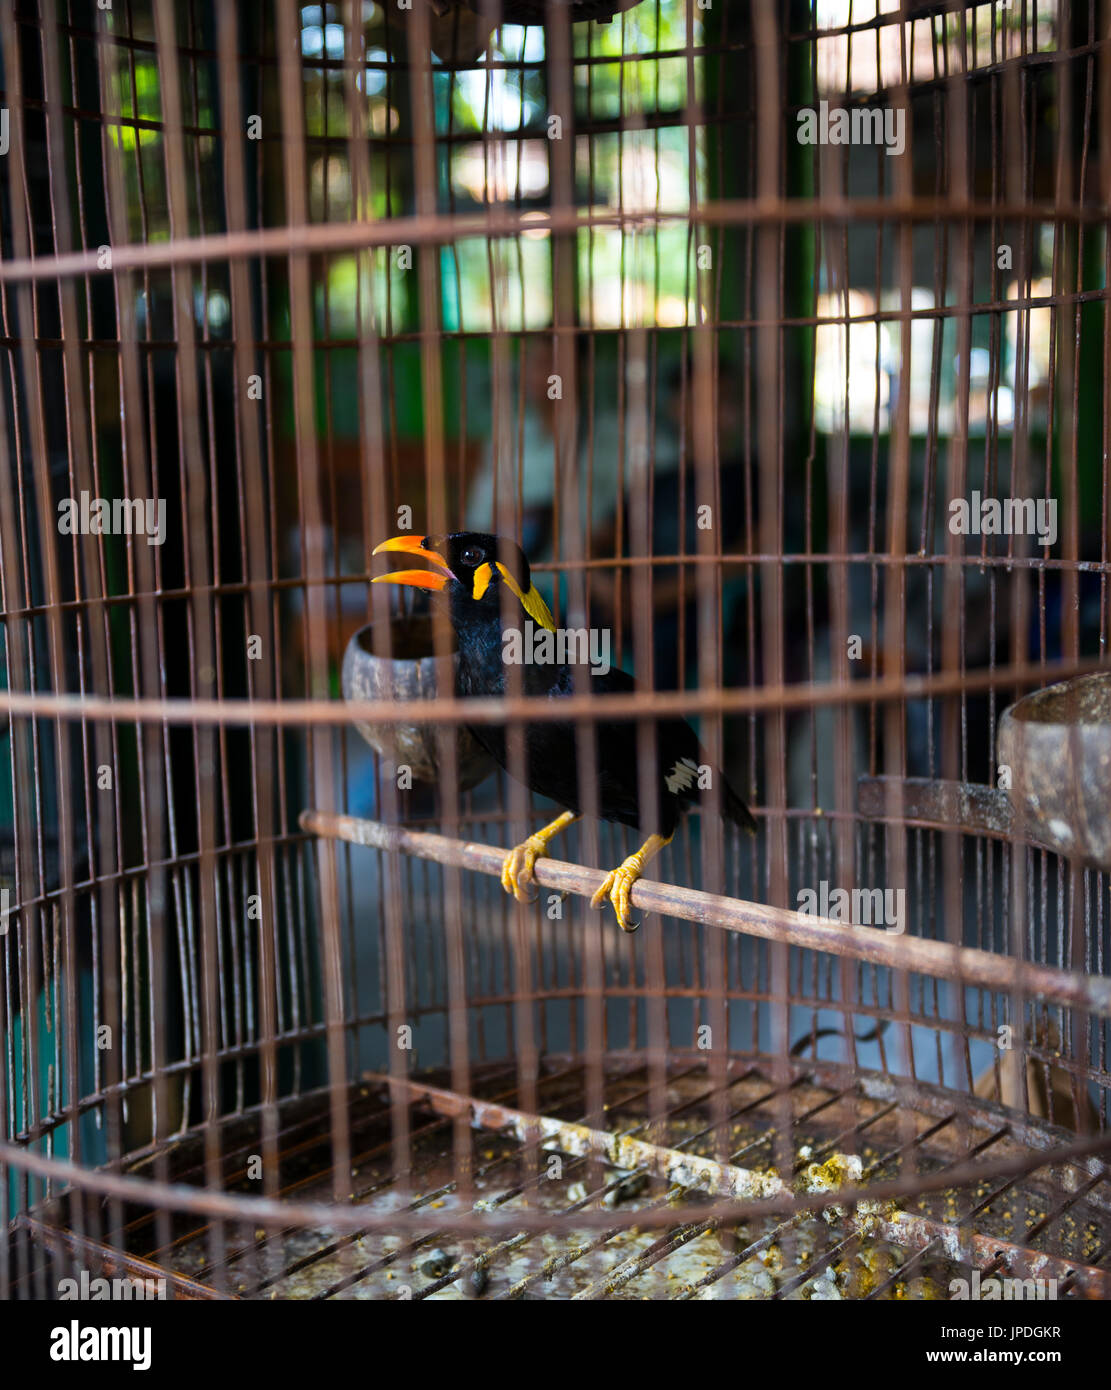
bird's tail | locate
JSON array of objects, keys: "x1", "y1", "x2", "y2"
[{"x1": 723, "y1": 778, "x2": 758, "y2": 834}]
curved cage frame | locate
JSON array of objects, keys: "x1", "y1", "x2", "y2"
[{"x1": 0, "y1": 0, "x2": 1109, "y2": 1301}]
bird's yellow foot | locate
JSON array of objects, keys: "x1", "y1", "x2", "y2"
[
  {"x1": 500, "y1": 811, "x2": 578, "y2": 905},
  {"x1": 500, "y1": 835, "x2": 547, "y2": 902},
  {"x1": 590, "y1": 833, "x2": 672, "y2": 933},
  {"x1": 590, "y1": 859, "x2": 644, "y2": 932}
]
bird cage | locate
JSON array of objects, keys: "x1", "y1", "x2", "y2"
[{"x1": 1, "y1": 0, "x2": 1110, "y2": 1317}]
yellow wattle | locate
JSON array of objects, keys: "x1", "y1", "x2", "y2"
[{"x1": 471, "y1": 560, "x2": 556, "y2": 632}]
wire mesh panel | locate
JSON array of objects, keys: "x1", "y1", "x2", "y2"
[{"x1": 0, "y1": 0, "x2": 1109, "y2": 1314}]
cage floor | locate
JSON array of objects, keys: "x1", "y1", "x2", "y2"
[{"x1": 23, "y1": 1057, "x2": 1111, "y2": 1300}]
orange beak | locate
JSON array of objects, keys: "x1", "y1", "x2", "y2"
[{"x1": 371, "y1": 535, "x2": 454, "y2": 592}]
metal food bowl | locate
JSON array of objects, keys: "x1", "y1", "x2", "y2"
[
  {"x1": 342, "y1": 617, "x2": 496, "y2": 793},
  {"x1": 997, "y1": 671, "x2": 1111, "y2": 869}
]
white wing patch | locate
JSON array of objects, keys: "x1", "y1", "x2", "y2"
[{"x1": 665, "y1": 757, "x2": 700, "y2": 795}]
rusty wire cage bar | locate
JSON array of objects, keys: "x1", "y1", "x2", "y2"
[{"x1": 0, "y1": 0, "x2": 1109, "y2": 1304}]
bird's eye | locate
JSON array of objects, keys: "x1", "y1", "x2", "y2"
[{"x1": 460, "y1": 546, "x2": 484, "y2": 567}]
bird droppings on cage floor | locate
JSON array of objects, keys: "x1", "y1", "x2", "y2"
[
  {"x1": 165, "y1": 1190, "x2": 930, "y2": 1301},
  {"x1": 58, "y1": 1059, "x2": 1108, "y2": 1300}
]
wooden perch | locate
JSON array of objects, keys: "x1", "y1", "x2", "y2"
[{"x1": 299, "y1": 810, "x2": 1111, "y2": 1018}]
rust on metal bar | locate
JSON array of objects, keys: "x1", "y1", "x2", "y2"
[
  {"x1": 301, "y1": 811, "x2": 1111, "y2": 1017},
  {"x1": 17, "y1": 1217, "x2": 234, "y2": 1300},
  {"x1": 1, "y1": 0, "x2": 1109, "y2": 1306},
  {"x1": 0, "y1": 655, "x2": 1105, "y2": 731},
  {"x1": 376, "y1": 1074, "x2": 1111, "y2": 1300},
  {"x1": 375, "y1": 1073, "x2": 785, "y2": 1201},
  {"x1": 3, "y1": 1116, "x2": 1109, "y2": 1240},
  {"x1": 858, "y1": 774, "x2": 1087, "y2": 857},
  {"x1": 878, "y1": 1214, "x2": 1110, "y2": 1300},
  {"x1": 858, "y1": 775, "x2": 1018, "y2": 838}
]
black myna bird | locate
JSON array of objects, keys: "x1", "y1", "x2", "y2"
[{"x1": 372, "y1": 532, "x2": 757, "y2": 930}]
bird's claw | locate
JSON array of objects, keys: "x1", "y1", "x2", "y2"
[
  {"x1": 590, "y1": 856, "x2": 644, "y2": 932},
  {"x1": 500, "y1": 835, "x2": 547, "y2": 904}
]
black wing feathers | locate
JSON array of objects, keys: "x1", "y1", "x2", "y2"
[{"x1": 467, "y1": 658, "x2": 756, "y2": 836}]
